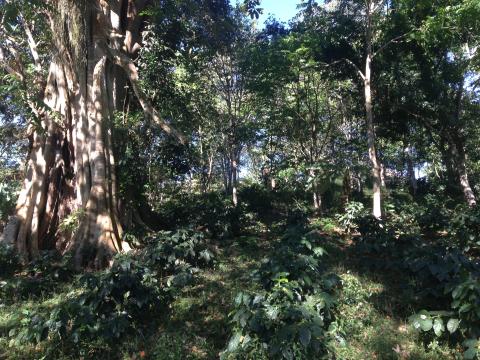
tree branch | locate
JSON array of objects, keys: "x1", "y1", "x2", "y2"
[
  {"x1": 21, "y1": 15, "x2": 42, "y2": 72},
  {"x1": 343, "y1": 58, "x2": 365, "y2": 80},
  {"x1": 372, "y1": 30, "x2": 414, "y2": 58},
  {"x1": 106, "y1": 47, "x2": 187, "y2": 145},
  {"x1": 0, "y1": 46, "x2": 24, "y2": 81}
]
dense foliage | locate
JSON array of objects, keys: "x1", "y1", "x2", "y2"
[
  {"x1": 222, "y1": 226, "x2": 339, "y2": 359},
  {"x1": 0, "y1": 0, "x2": 479, "y2": 358}
]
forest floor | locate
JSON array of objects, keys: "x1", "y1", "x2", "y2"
[
  {"x1": 0, "y1": 218, "x2": 461, "y2": 359},
  {"x1": 142, "y1": 221, "x2": 459, "y2": 360}
]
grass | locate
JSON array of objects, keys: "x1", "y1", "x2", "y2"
[
  {"x1": 0, "y1": 219, "x2": 463, "y2": 359},
  {"x1": 331, "y1": 270, "x2": 458, "y2": 359}
]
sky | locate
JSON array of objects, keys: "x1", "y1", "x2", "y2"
[{"x1": 256, "y1": 0, "x2": 301, "y2": 25}]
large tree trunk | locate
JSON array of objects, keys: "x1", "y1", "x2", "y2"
[{"x1": 1, "y1": 0, "x2": 183, "y2": 268}]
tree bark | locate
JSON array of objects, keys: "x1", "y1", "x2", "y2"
[
  {"x1": 270, "y1": 177, "x2": 276, "y2": 190},
  {"x1": 452, "y1": 83, "x2": 476, "y2": 207},
  {"x1": 405, "y1": 145, "x2": 418, "y2": 196},
  {"x1": 232, "y1": 158, "x2": 239, "y2": 207},
  {"x1": 364, "y1": 1, "x2": 382, "y2": 219},
  {"x1": 309, "y1": 168, "x2": 322, "y2": 212},
  {"x1": 445, "y1": 81, "x2": 477, "y2": 207},
  {"x1": 0, "y1": 0, "x2": 183, "y2": 268},
  {"x1": 450, "y1": 133, "x2": 476, "y2": 207}
]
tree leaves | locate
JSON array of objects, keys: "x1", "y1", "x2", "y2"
[
  {"x1": 299, "y1": 327, "x2": 311, "y2": 347},
  {"x1": 463, "y1": 339, "x2": 479, "y2": 360},
  {"x1": 433, "y1": 318, "x2": 445, "y2": 336},
  {"x1": 242, "y1": 0, "x2": 263, "y2": 19},
  {"x1": 446, "y1": 318, "x2": 460, "y2": 334},
  {"x1": 1, "y1": 2, "x2": 19, "y2": 32}
]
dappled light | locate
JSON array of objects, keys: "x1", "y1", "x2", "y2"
[{"x1": 0, "y1": 0, "x2": 479, "y2": 359}]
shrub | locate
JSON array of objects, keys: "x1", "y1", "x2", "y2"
[
  {"x1": 240, "y1": 183, "x2": 274, "y2": 217},
  {"x1": 402, "y1": 247, "x2": 480, "y2": 357},
  {"x1": 336, "y1": 201, "x2": 365, "y2": 234},
  {"x1": 352, "y1": 199, "x2": 480, "y2": 358},
  {"x1": 3, "y1": 227, "x2": 214, "y2": 357},
  {"x1": 311, "y1": 217, "x2": 337, "y2": 234},
  {"x1": 286, "y1": 204, "x2": 310, "y2": 228},
  {"x1": 416, "y1": 194, "x2": 452, "y2": 233},
  {"x1": 0, "y1": 181, "x2": 17, "y2": 224},
  {"x1": 0, "y1": 243, "x2": 19, "y2": 278},
  {"x1": 140, "y1": 227, "x2": 214, "y2": 273},
  {"x1": 221, "y1": 226, "x2": 340, "y2": 359},
  {"x1": 449, "y1": 205, "x2": 480, "y2": 254},
  {"x1": 156, "y1": 192, "x2": 244, "y2": 238}
]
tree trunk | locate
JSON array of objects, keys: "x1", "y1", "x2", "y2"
[
  {"x1": 309, "y1": 168, "x2": 322, "y2": 212},
  {"x1": 313, "y1": 191, "x2": 322, "y2": 212},
  {"x1": 450, "y1": 133, "x2": 476, "y2": 207},
  {"x1": 405, "y1": 145, "x2": 418, "y2": 196},
  {"x1": 446, "y1": 81, "x2": 477, "y2": 207},
  {"x1": 342, "y1": 169, "x2": 352, "y2": 207},
  {"x1": 232, "y1": 158, "x2": 239, "y2": 207},
  {"x1": 364, "y1": 2, "x2": 382, "y2": 219},
  {"x1": 1, "y1": 0, "x2": 183, "y2": 268},
  {"x1": 270, "y1": 177, "x2": 276, "y2": 190}
]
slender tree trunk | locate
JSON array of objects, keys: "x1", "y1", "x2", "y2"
[
  {"x1": 364, "y1": 2, "x2": 382, "y2": 219},
  {"x1": 269, "y1": 155, "x2": 276, "y2": 190},
  {"x1": 380, "y1": 162, "x2": 386, "y2": 187},
  {"x1": 450, "y1": 134, "x2": 476, "y2": 207},
  {"x1": 222, "y1": 155, "x2": 231, "y2": 196},
  {"x1": 313, "y1": 191, "x2": 322, "y2": 212},
  {"x1": 342, "y1": 169, "x2": 352, "y2": 207},
  {"x1": 232, "y1": 157, "x2": 239, "y2": 207},
  {"x1": 270, "y1": 177, "x2": 276, "y2": 190},
  {"x1": 309, "y1": 168, "x2": 321, "y2": 212},
  {"x1": 439, "y1": 136, "x2": 457, "y2": 187},
  {"x1": 405, "y1": 145, "x2": 418, "y2": 196}
]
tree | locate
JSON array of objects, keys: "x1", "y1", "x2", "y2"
[
  {"x1": 322, "y1": 0, "x2": 410, "y2": 217},
  {"x1": 415, "y1": 0, "x2": 479, "y2": 207},
  {"x1": 209, "y1": 9, "x2": 256, "y2": 206},
  {"x1": 0, "y1": 0, "x2": 184, "y2": 267},
  {"x1": 246, "y1": 18, "x2": 346, "y2": 211},
  {"x1": 385, "y1": 0, "x2": 480, "y2": 206}
]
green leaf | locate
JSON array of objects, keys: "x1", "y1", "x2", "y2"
[
  {"x1": 459, "y1": 303, "x2": 472, "y2": 313},
  {"x1": 447, "y1": 318, "x2": 460, "y2": 334},
  {"x1": 409, "y1": 314, "x2": 422, "y2": 330},
  {"x1": 433, "y1": 318, "x2": 444, "y2": 337},
  {"x1": 464, "y1": 347, "x2": 477, "y2": 360},
  {"x1": 282, "y1": 347, "x2": 294, "y2": 360},
  {"x1": 464, "y1": 339, "x2": 479, "y2": 348},
  {"x1": 420, "y1": 317, "x2": 433, "y2": 332},
  {"x1": 227, "y1": 333, "x2": 242, "y2": 352},
  {"x1": 299, "y1": 327, "x2": 311, "y2": 347},
  {"x1": 313, "y1": 247, "x2": 326, "y2": 257},
  {"x1": 235, "y1": 292, "x2": 244, "y2": 306}
]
